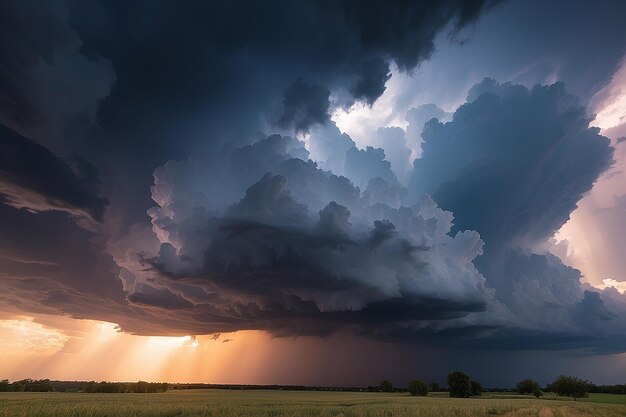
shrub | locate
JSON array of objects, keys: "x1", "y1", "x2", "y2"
[
  {"x1": 533, "y1": 389, "x2": 543, "y2": 398},
  {"x1": 408, "y1": 380, "x2": 429, "y2": 396},
  {"x1": 550, "y1": 375, "x2": 589, "y2": 400},
  {"x1": 379, "y1": 380, "x2": 393, "y2": 393},
  {"x1": 447, "y1": 371, "x2": 472, "y2": 398},
  {"x1": 516, "y1": 379, "x2": 540, "y2": 394}
]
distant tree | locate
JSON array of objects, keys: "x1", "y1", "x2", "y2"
[
  {"x1": 18, "y1": 379, "x2": 54, "y2": 392},
  {"x1": 550, "y1": 375, "x2": 589, "y2": 400},
  {"x1": 408, "y1": 380, "x2": 428, "y2": 396},
  {"x1": 132, "y1": 381, "x2": 152, "y2": 393},
  {"x1": 10, "y1": 381, "x2": 25, "y2": 392},
  {"x1": 533, "y1": 389, "x2": 543, "y2": 398},
  {"x1": 429, "y1": 382, "x2": 440, "y2": 392},
  {"x1": 379, "y1": 380, "x2": 393, "y2": 393},
  {"x1": 470, "y1": 380, "x2": 483, "y2": 396},
  {"x1": 447, "y1": 371, "x2": 472, "y2": 398},
  {"x1": 588, "y1": 383, "x2": 626, "y2": 395},
  {"x1": 0, "y1": 380, "x2": 9, "y2": 392},
  {"x1": 516, "y1": 379, "x2": 540, "y2": 394}
]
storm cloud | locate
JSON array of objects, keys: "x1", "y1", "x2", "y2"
[
  {"x1": 104, "y1": 79, "x2": 626, "y2": 352},
  {"x1": 2, "y1": 0, "x2": 626, "y2": 379},
  {"x1": 0, "y1": 123, "x2": 108, "y2": 222},
  {"x1": 115, "y1": 133, "x2": 492, "y2": 337}
]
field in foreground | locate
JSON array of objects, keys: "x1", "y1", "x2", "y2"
[{"x1": 1, "y1": 389, "x2": 625, "y2": 417}]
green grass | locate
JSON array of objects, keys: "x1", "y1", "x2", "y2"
[
  {"x1": 0, "y1": 389, "x2": 625, "y2": 417},
  {"x1": 582, "y1": 393, "x2": 626, "y2": 404}
]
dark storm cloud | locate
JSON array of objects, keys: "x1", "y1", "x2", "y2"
[
  {"x1": 0, "y1": 0, "x2": 70, "y2": 132},
  {"x1": 349, "y1": 58, "x2": 392, "y2": 106},
  {"x1": 412, "y1": 79, "x2": 613, "y2": 247},
  {"x1": 0, "y1": 0, "x2": 501, "y2": 240},
  {"x1": 5, "y1": 0, "x2": 626, "y2": 360},
  {"x1": 0, "y1": 203, "x2": 150, "y2": 331},
  {"x1": 127, "y1": 286, "x2": 194, "y2": 310},
  {"x1": 0, "y1": 0, "x2": 114, "y2": 145},
  {"x1": 0, "y1": 123, "x2": 108, "y2": 221},
  {"x1": 276, "y1": 80, "x2": 331, "y2": 133},
  {"x1": 61, "y1": 0, "x2": 499, "y2": 174}
]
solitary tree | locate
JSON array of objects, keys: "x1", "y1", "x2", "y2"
[
  {"x1": 408, "y1": 380, "x2": 429, "y2": 396},
  {"x1": 380, "y1": 380, "x2": 394, "y2": 393},
  {"x1": 447, "y1": 371, "x2": 472, "y2": 398},
  {"x1": 516, "y1": 379, "x2": 540, "y2": 395},
  {"x1": 550, "y1": 375, "x2": 589, "y2": 400},
  {"x1": 429, "y1": 382, "x2": 440, "y2": 392}
]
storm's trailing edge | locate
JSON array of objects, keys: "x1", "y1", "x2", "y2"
[{"x1": 1, "y1": 0, "x2": 626, "y2": 386}]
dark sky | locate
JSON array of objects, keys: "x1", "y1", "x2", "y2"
[{"x1": 1, "y1": 0, "x2": 626, "y2": 386}]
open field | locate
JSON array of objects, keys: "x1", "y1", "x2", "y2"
[
  {"x1": 581, "y1": 394, "x2": 626, "y2": 405},
  {"x1": 1, "y1": 390, "x2": 625, "y2": 417}
]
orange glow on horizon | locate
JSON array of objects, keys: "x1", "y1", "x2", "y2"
[
  {"x1": 0, "y1": 315, "x2": 261, "y2": 383},
  {"x1": 0, "y1": 315, "x2": 370, "y2": 385},
  {"x1": 0, "y1": 314, "x2": 420, "y2": 387}
]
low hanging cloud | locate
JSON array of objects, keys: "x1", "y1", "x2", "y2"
[{"x1": 0, "y1": 123, "x2": 108, "y2": 222}]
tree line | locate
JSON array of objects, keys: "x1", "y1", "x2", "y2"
[
  {"x1": 0, "y1": 379, "x2": 168, "y2": 393},
  {"x1": 372, "y1": 371, "x2": 483, "y2": 397},
  {"x1": 374, "y1": 373, "x2": 625, "y2": 399},
  {"x1": 1, "y1": 375, "x2": 624, "y2": 397}
]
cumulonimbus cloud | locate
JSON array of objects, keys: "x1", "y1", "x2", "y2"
[{"x1": 2, "y1": 0, "x2": 626, "y2": 357}]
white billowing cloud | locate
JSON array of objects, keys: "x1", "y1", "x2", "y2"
[
  {"x1": 602, "y1": 279, "x2": 626, "y2": 294},
  {"x1": 111, "y1": 130, "x2": 499, "y2": 337}
]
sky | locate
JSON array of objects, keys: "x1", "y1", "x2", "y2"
[{"x1": 1, "y1": 0, "x2": 626, "y2": 388}]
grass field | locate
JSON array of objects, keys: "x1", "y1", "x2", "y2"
[
  {"x1": 0, "y1": 389, "x2": 625, "y2": 417},
  {"x1": 581, "y1": 393, "x2": 626, "y2": 405}
]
